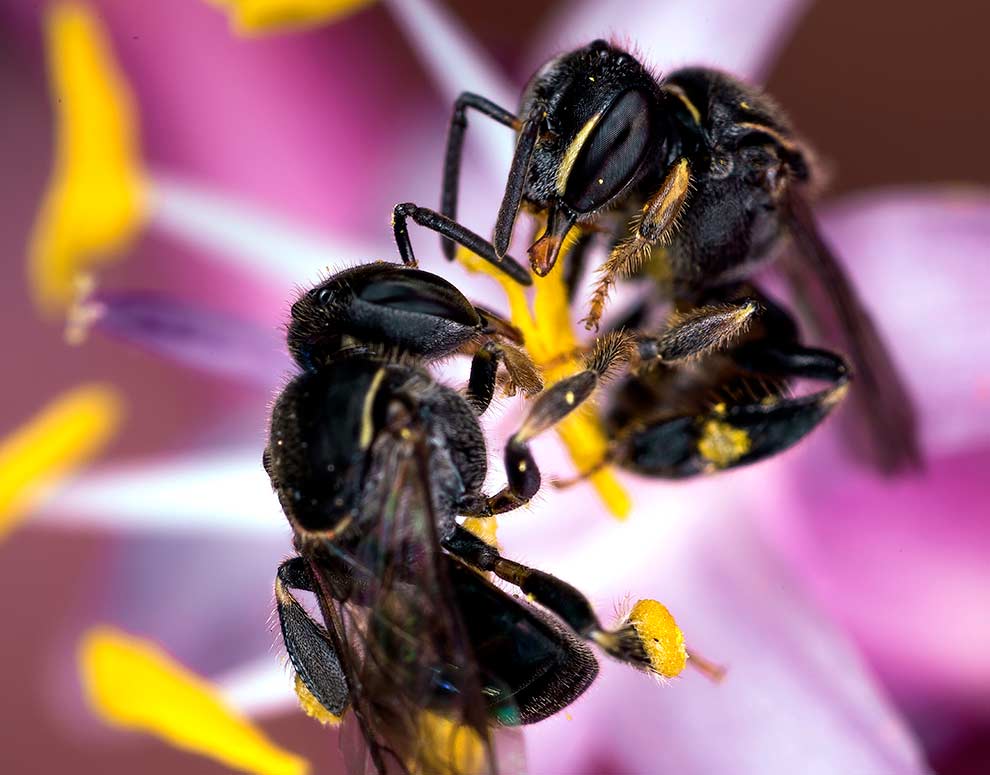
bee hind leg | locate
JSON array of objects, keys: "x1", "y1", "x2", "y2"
[{"x1": 275, "y1": 558, "x2": 350, "y2": 725}]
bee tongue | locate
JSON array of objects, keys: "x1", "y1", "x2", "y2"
[{"x1": 529, "y1": 207, "x2": 575, "y2": 277}]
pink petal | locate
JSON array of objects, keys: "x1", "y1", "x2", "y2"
[
  {"x1": 765, "y1": 443, "x2": 990, "y2": 716},
  {"x1": 818, "y1": 187, "x2": 990, "y2": 456},
  {"x1": 529, "y1": 0, "x2": 812, "y2": 82},
  {"x1": 501, "y1": 489, "x2": 927, "y2": 775},
  {"x1": 85, "y1": 289, "x2": 290, "y2": 389}
]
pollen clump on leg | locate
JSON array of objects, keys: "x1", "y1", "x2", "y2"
[
  {"x1": 456, "y1": 245, "x2": 631, "y2": 518},
  {"x1": 30, "y1": 3, "x2": 147, "y2": 316},
  {"x1": 626, "y1": 599, "x2": 687, "y2": 679},
  {"x1": 294, "y1": 674, "x2": 342, "y2": 727},
  {"x1": 79, "y1": 627, "x2": 309, "y2": 775},
  {"x1": 0, "y1": 384, "x2": 123, "y2": 542},
  {"x1": 207, "y1": 0, "x2": 375, "y2": 34},
  {"x1": 698, "y1": 419, "x2": 751, "y2": 469}
]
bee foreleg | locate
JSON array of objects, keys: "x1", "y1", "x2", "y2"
[
  {"x1": 442, "y1": 92, "x2": 520, "y2": 259},
  {"x1": 391, "y1": 202, "x2": 532, "y2": 286},
  {"x1": 584, "y1": 158, "x2": 692, "y2": 330}
]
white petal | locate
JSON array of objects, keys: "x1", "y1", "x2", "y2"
[
  {"x1": 382, "y1": 0, "x2": 516, "y2": 173},
  {"x1": 504, "y1": 475, "x2": 927, "y2": 775},
  {"x1": 217, "y1": 655, "x2": 297, "y2": 717},
  {"x1": 531, "y1": 0, "x2": 812, "y2": 82},
  {"x1": 35, "y1": 449, "x2": 286, "y2": 536},
  {"x1": 149, "y1": 173, "x2": 383, "y2": 286}
]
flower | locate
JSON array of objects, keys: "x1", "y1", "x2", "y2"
[{"x1": 2, "y1": 0, "x2": 987, "y2": 773}]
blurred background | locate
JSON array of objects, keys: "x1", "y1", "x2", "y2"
[{"x1": 1, "y1": 0, "x2": 988, "y2": 773}]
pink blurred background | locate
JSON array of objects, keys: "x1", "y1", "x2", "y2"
[{"x1": 1, "y1": 1, "x2": 988, "y2": 773}]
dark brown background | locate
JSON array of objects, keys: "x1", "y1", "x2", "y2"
[{"x1": 0, "y1": 1, "x2": 987, "y2": 773}]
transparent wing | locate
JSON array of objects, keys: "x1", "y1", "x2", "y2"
[
  {"x1": 783, "y1": 192, "x2": 920, "y2": 472},
  {"x1": 306, "y1": 423, "x2": 500, "y2": 775}
]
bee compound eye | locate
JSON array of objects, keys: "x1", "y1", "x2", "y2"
[{"x1": 563, "y1": 88, "x2": 654, "y2": 213}]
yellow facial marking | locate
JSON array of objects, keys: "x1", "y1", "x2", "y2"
[
  {"x1": 0, "y1": 384, "x2": 122, "y2": 542},
  {"x1": 293, "y1": 675, "x2": 342, "y2": 727},
  {"x1": 556, "y1": 113, "x2": 601, "y2": 195},
  {"x1": 627, "y1": 599, "x2": 687, "y2": 678},
  {"x1": 457, "y1": 243, "x2": 631, "y2": 518},
  {"x1": 30, "y1": 3, "x2": 147, "y2": 317},
  {"x1": 698, "y1": 419, "x2": 751, "y2": 468},
  {"x1": 415, "y1": 712, "x2": 486, "y2": 775},
  {"x1": 358, "y1": 368, "x2": 388, "y2": 449},
  {"x1": 207, "y1": 0, "x2": 375, "y2": 34},
  {"x1": 79, "y1": 627, "x2": 309, "y2": 775}
]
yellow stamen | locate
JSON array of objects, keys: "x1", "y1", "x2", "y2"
[
  {"x1": 457, "y1": 245, "x2": 631, "y2": 518},
  {"x1": 698, "y1": 420, "x2": 751, "y2": 469},
  {"x1": 80, "y1": 627, "x2": 309, "y2": 775},
  {"x1": 206, "y1": 0, "x2": 375, "y2": 34},
  {"x1": 627, "y1": 599, "x2": 687, "y2": 678},
  {"x1": 415, "y1": 712, "x2": 486, "y2": 775},
  {"x1": 293, "y1": 674, "x2": 342, "y2": 727},
  {"x1": 0, "y1": 384, "x2": 122, "y2": 542},
  {"x1": 30, "y1": 3, "x2": 147, "y2": 316}
]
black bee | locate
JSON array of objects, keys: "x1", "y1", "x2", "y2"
[
  {"x1": 439, "y1": 39, "x2": 917, "y2": 471},
  {"x1": 265, "y1": 215, "x2": 704, "y2": 774}
]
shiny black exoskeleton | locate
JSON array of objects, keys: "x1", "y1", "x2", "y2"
[
  {"x1": 440, "y1": 39, "x2": 917, "y2": 471},
  {"x1": 267, "y1": 259, "x2": 681, "y2": 774}
]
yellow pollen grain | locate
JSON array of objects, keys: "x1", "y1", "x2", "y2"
[
  {"x1": 415, "y1": 712, "x2": 486, "y2": 775},
  {"x1": 462, "y1": 517, "x2": 498, "y2": 548},
  {"x1": 30, "y1": 3, "x2": 147, "y2": 317},
  {"x1": 0, "y1": 384, "x2": 122, "y2": 542},
  {"x1": 456, "y1": 246, "x2": 630, "y2": 518},
  {"x1": 294, "y1": 675, "x2": 342, "y2": 727},
  {"x1": 698, "y1": 419, "x2": 751, "y2": 468},
  {"x1": 207, "y1": 0, "x2": 375, "y2": 34},
  {"x1": 628, "y1": 599, "x2": 687, "y2": 678},
  {"x1": 564, "y1": 391, "x2": 575, "y2": 405},
  {"x1": 79, "y1": 627, "x2": 309, "y2": 775}
]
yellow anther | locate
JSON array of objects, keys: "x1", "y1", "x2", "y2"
[
  {"x1": 462, "y1": 517, "x2": 498, "y2": 549},
  {"x1": 0, "y1": 384, "x2": 122, "y2": 542},
  {"x1": 79, "y1": 627, "x2": 309, "y2": 775},
  {"x1": 207, "y1": 0, "x2": 375, "y2": 34},
  {"x1": 415, "y1": 712, "x2": 486, "y2": 775},
  {"x1": 627, "y1": 599, "x2": 687, "y2": 678},
  {"x1": 457, "y1": 244, "x2": 630, "y2": 518},
  {"x1": 698, "y1": 420, "x2": 751, "y2": 468},
  {"x1": 30, "y1": 3, "x2": 147, "y2": 316},
  {"x1": 293, "y1": 675, "x2": 342, "y2": 727}
]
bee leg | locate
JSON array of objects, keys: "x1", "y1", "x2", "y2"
[
  {"x1": 481, "y1": 332, "x2": 636, "y2": 513},
  {"x1": 494, "y1": 111, "x2": 542, "y2": 258},
  {"x1": 275, "y1": 558, "x2": 350, "y2": 725},
  {"x1": 617, "y1": 358, "x2": 851, "y2": 478},
  {"x1": 731, "y1": 341, "x2": 850, "y2": 383},
  {"x1": 441, "y1": 93, "x2": 519, "y2": 259},
  {"x1": 634, "y1": 299, "x2": 760, "y2": 367},
  {"x1": 444, "y1": 526, "x2": 685, "y2": 678},
  {"x1": 391, "y1": 202, "x2": 532, "y2": 286},
  {"x1": 584, "y1": 158, "x2": 692, "y2": 330},
  {"x1": 465, "y1": 341, "x2": 503, "y2": 414}
]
